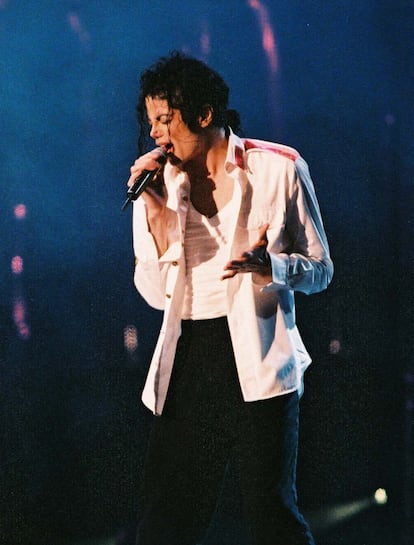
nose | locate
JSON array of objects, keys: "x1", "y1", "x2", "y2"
[{"x1": 149, "y1": 121, "x2": 162, "y2": 140}]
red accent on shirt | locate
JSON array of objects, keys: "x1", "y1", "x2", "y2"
[
  {"x1": 243, "y1": 139, "x2": 299, "y2": 162},
  {"x1": 234, "y1": 145, "x2": 245, "y2": 168}
]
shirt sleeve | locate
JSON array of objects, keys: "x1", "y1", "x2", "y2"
[
  {"x1": 132, "y1": 198, "x2": 181, "y2": 310},
  {"x1": 268, "y1": 156, "x2": 334, "y2": 295}
]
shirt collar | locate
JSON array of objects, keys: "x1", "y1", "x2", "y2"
[{"x1": 224, "y1": 128, "x2": 245, "y2": 172}]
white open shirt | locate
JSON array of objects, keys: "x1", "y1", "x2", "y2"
[{"x1": 132, "y1": 130, "x2": 334, "y2": 415}]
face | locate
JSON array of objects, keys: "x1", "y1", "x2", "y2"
[{"x1": 145, "y1": 96, "x2": 205, "y2": 168}]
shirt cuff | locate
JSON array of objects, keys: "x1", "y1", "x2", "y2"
[{"x1": 260, "y1": 253, "x2": 289, "y2": 292}]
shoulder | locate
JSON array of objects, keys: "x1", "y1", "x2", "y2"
[
  {"x1": 242, "y1": 138, "x2": 300, "y2": 163},
  {"x1": 241, "y1": 138, "x2": 301, "y2": 187}
]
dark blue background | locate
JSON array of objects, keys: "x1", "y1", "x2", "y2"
[{"x1": 1, "y1": 1, "x2": 413, "y2": 544}]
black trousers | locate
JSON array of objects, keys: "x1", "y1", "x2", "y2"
[{"x1": 136, "y1": 317, "x2": 315, "y2": 545}]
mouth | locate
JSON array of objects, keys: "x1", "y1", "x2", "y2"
[
  {"x1": 160, "y1": 142, "x2": 173, "y2": 153},
  {"x1": 158, "y1": 142, "x2": 173, "y2": 158},
  {"x1": 162, "y1": 143, "x2": 181, "y2": 165}
]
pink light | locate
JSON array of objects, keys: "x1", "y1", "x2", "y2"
[
  {"x1": 124, "y1": 325, "x2": 138, "y2": 353},
  {"x1": 13, "y1": 298, "x2": 25, "y2": 323},
  {"x1": 13, "y1": 297, "x2": 31, "y2": 340},
  {"x1": 200, "y1": 19, "x2": 211, "y2": 58},
  {"x1": 263, "y1": 26, "x2": 276, "y2": 58},
  {"x1": 385, "y1": 113, "x2": 395, "y2": 126},
  {"x1": 200, "y1": 30, "x2": 210, "y2": 57},
  {"x1": 247, "y1": 0, "x2": 278, "y2": 74},
  {"x1": 11, "y1": 255, "x2": 23, "y2": 275},
  {"x1": 329, "y1": 339, "x2": 341, "y2": 355},
  {"x1": 14, "y1": 204, "x2": 27, "y2": 220},
  {"x1": 67, "y1": 12, "x2": 90, "y2": 45},
  {"x1": 19, "y1": 324, "x2": 31, "y2": 340},
  {"x1": 68, "y1": 12, "x2": 81, "y2": 33}
]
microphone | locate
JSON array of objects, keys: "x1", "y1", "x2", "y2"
[{"x1": 121, "y1": 149, "x2": 167, "y2": 211}]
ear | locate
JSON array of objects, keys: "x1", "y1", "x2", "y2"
[{"x1": 198, "y1": 104, "x2": 213, "y2": 128}]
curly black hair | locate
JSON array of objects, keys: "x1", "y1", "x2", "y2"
[{"x1": 136, "y1": 51, "x2": 241, "y2": 152}]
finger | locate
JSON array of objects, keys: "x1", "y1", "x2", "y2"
[
  {"x1": 127, "y1": 163, "x2": 144, "y2": 188},
  {"x1": 127, "y1": 152, "x2": 164, "y2": 187},
  {"x1": 222, "y1": 259, "x2": 242, "y2": 279},
  {"x1": 224, "y1": 258, "x2": 249, "y2": 269},
  {"x1": 221, "y1": 270, "x2": 237, "y2": 280},
  {"x1": 256, "y1": 223, "x2": 269, "y2": 246},
  {"x1": 224, "y1": 262, "x2": 255, "y2": 273},
  {"x1": 228, "y1": 264, "x2": 260, "y2": 272},
  {"x1": 127, "y1": 172, "x2": 140, "y2": 188},
  {"x1": 224, "y1": 258, "x2": 249, "y2": 270}
]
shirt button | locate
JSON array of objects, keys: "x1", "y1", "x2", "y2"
[
  {"x1": 166, "y1": 293, "x2": 171, "y2": 299},
  {"x1": 171, "y1": 261, "x2": 178, "y2": 266}
]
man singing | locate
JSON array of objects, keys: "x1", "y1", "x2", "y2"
[{"x1": 126, "y1": 51, "x2": 333, "y2": 545}]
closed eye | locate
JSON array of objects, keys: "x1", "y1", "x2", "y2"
[{"x1": 148, "y1": 113, "x2": 172, "y2": 127}]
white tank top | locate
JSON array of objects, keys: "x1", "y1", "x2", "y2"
[{"x1": 182, "y1": 198, "x2": 237, "y2": 320}]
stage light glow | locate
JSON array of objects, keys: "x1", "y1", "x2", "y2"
[
  {"x1": 13, "y1": 297, "x2": 31, "y2": 340},
  {"x1": 306, "y1": 489, "x2": 389, "y2": 532},
  {"x1": 385, "y1": 113, "x2": 396, "y2": 126},
  {"x1": 200, "y1": 25, "x2": 210, "y2": 57},
  {"x1": 329, "y1": 339, "x2": 341, "y2": 354},
  {"x1": 11, "y1": 255, "x2": 23, "y2": 275},
  {"x1": 67, "y1": 11, "x2": 90, "y2": 45},
  {"x1": 14, "y1": 204, "x2": 27, "y2": 219},
  {"x1": 124, "y1": 325, "x2": 138, "y2": 353},
  {"x1": 374, "y1": 488, "x2": 388, "y2": 505},
  {"x1": 247, "y1": 0, "x2": 278, "y2": 74}
]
